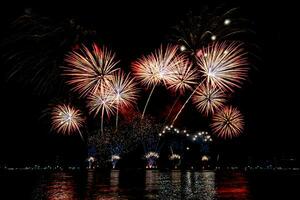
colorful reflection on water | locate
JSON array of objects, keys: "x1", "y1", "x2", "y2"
[
  {"x1": 2, "y1": 169, "x2": 298, "y2": 199},
  {"x1": 29, "y1": 170, "x2": 253, "y2": 200}
]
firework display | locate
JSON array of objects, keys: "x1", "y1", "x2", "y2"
[{"x1": 5, "y1": 5, "x2": 255, "y2": 169}]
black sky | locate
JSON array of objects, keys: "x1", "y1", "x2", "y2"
[{"x1": 0, "y1": 0, "x2": 298, "y2": 165}]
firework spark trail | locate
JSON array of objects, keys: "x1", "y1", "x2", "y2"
[
  {"x1": 63, "y1": 43, "x2": 119, "y2": 98},
  {"x1": 142, "y1": 84, "x2": 156, "y2": 119},
  {"x1": 171, "y1": 79, "x2": 205, "y2": 125},
  {"x1": 132, "y1": 45, "x2": 185, "y2": 119},
  {"x1": 192, "y1": 84, "x2": 226, "y2": 116},
  {"x1": 163, "y1": 96, "x2": 180, "y2": 125},
  {"x1": 210, "y1": 106, "x2": 244, "y2": 139},
  {"x1": 51, "y1": 104, "x2": 85, "y2": 141}
]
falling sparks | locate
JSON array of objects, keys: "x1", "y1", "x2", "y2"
[
  {"x1": 63, "y1": 43, "x2": 119, "y2": 98},
  {"x1": 210, "y1": 106, "x2": 244, "y2": 139},
  {"x1": 51, "y1": 104, "x2": 84, "y2": 138},
  {"x1": 192, "y1": 84, "x2": 226, "y2": 116},
  {"x1": 197, "y1": 41, "x2": 248, "y2": 92}
]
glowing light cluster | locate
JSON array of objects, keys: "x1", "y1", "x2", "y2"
[
  {"x1": 202, "y1": 155, "x2": 209, "y2": 161},
  {"x1": 169, "y1": 154, "x2": 181, "y2": 160},
  {"x1": 192, "y1": 131, "x2": 213, "y2": 142},
  {"x1": 111, "y1": 155, "x2": 121, "y2": 161},
  {"x1": 145, "y1": 151, "x2": 159, "y2": 159}
]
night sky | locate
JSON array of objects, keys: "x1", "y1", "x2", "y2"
[{"x1": 0, "y1": 1, "x2": 297, "y2": 166}]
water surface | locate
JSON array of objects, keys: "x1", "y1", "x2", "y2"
[{"x1": 1, "y1": 170, "x2": 299, "y2": 199}]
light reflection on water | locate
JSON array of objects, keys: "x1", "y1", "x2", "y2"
[
  {"x1": 216, "y1": 171, "x2": 251, "y2": 200},
  {"x1": 31, "y1": 170, "x2": 251, "y2": 200}
]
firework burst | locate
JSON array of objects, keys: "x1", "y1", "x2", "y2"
[
  {"x1": 132, "y1": 45, "x2": 185, "y2": 118},
  {"x1": 132, "y1": 45, "x2": 183, "y2": 88},
  {"x1": 192, "y1": 84, "x2": 226, "y2": 116},
  {"x1": 197, "y1": 41, "x2": 248, "y2": 92},
  {"x1": 51, "y1": 104, "x2": 85, "y2": 140},
  {"x1": 109, "y1": 70, "x2": 139, "y2": 130},
  {"x1": 63, "y1": 43, "x2": 119, "y2": 98},
  {"x1": 109, "y1": 71, "x2": 139, "y2": 109},
  {"x1": 210, "y1": 106, "x2": 244, "y2": 139},
  {"x1": 87, "y1": 87, "x2": 116, "y2": 133},
  {"x1": 167, "y1": 59, "x2": 199, "y2": 94}
]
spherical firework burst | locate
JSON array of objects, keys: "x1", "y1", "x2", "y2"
[
  {"x1": 197, "y1": 41, "x2": 248, "y2": 92},
  {"x1": 87, "y1": 87, "x2": 116, "y2": 133},
  {"x1": 132, "y1": 45, "x2": 184, "y2": 88},
  {"x1": 210, "y1": 106, "x2": 244, "y2": 139},
  {"x1": 51, "y1": 104, "x2": 85, "y2": 139},
  {"x1": 87, "y1": 87, "x2": 116, "y2": 118},
  {"x1": 109, "y1": 71, "x2": 139, "y2": 109},
  {"x1": 63, "y1": 43, "x2": 119, "y2": 98},
  {"x1": 192, "y1": 84, "x2": 226, "y2": 116},
  {"x1": 167, "y1": 60, "x2": 200, "y2": 94},
  {"x1": 132, "y1": 44, "x2": 185, "y2": 118},
  {"x1": 109, "y1": 71, "x2": 139, "y2": 130}
]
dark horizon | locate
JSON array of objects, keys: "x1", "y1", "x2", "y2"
[{"x1": 0, "y1": 1, "x2": 298, "y2": 167}]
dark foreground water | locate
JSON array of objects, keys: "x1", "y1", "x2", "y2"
[{"x1": 0, "y1": 169, "x2": 299, "y2": 199}]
